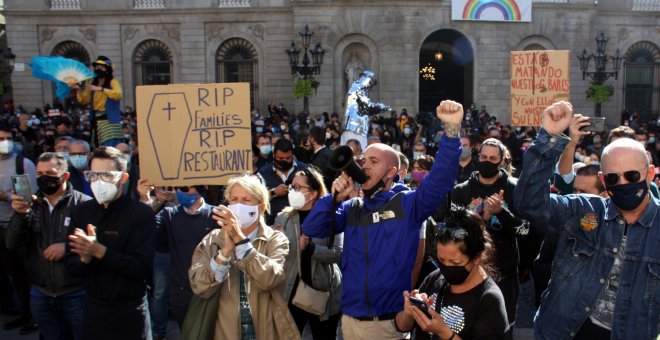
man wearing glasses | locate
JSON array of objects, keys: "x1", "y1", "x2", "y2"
[
  {"x1": 514, "y1": 101, "x2": 660, "y2": 339},
  {"x1": 65, "y1": 146, "x2": 156, "y2": 340}
]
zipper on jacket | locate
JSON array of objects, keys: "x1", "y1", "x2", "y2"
[{"x1": 363, "y1": 225, "x2": 372, "y2": 316}]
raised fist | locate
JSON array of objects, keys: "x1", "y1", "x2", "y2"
[{"x1": 436, "y1": 100, "x2": 464, "y2": 126}]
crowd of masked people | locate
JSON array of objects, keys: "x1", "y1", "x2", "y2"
[{"x1": 0, "y1": 95, "x2": 659, "y2": 340}]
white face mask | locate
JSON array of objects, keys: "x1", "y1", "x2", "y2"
[
  {"x1": 228, "y1": 203, "x2": 260, "y2": 228},
  {"x1": 90, "y1": 180, "x2": 120, "y2": 204},
  {"x1": 288, "y1": 190, "x2": 310, "y2": 210},
  {"x1": 0, "y1": 140, "x2": 13, "y2": 154}
]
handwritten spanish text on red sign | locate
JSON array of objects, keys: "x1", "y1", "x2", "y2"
[{"x1": 510, "y1": 50, "x2": 570, "y2": 126}]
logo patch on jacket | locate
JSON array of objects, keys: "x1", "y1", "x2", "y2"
[
  {"x1": 579, "y1": 213, "x2": 598, "y2": 231},
  {"x1": 372, "y1": 210, "x2": 395, "y2": 223}
]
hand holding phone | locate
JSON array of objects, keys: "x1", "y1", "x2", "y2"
[
  {"x1": 408, "y1": 296, "x2": 431, "y2": 318},
  {"x1": 12, "y1": 175, "x2": 32, "y2": 203},
  {"x1": 580, "y1": 116, "x2": 606, "y2": 133}
]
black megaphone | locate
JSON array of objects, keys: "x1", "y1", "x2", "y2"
[{"x1": 329, "y1": 146, "x2": 368, "y2": 184}]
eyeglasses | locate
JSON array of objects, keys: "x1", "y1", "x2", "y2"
[
  {"x1": 84, "y1": 171, "x2": 123, "y2": 183},
  {"x1": 289, "y1": 184, "x2": 311, "y2": 192},
  {"x1": 603, "y1": 169, "x2": 647, "y2": 186},
  {"x1": 435, "y1": 222, "x2": 469, "y2": 240}
]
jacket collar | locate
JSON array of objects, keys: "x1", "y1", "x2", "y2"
[
  {"x1": 363, "y1": 182, "x2": 408, "y2": 210},
  {"x1": 254, "y1": 221, "x2": 274, "y2": 242},
  {"x1": 604, "y1": 194, "x2": 658, "y2": 228},
  {"x1": 36, "y1": 182, "x2": 74, "y2": 206}
]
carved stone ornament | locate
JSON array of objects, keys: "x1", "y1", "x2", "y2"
[
  {"x1": 79, "y1": 27, "x2": 97, "y2": 42},
  {"x1": 249, "y1": 24, "x2": 265, "y2": 40},
  {"x1": 41, "y1": 27, "x2": 58, "y2": 42},
  {"x1": 207, "y1": 25, "x2": 223, "y2": 41},
  {"x1": 124, "y1": 27, "x2": 140, "y2": 42},
  {"x1": 166, "y1": 26, "x2": 180, "y2": 41}
]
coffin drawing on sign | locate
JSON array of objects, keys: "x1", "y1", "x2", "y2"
[{"x1": 146, "y1": 92, "x2": 192, "y2": 180}]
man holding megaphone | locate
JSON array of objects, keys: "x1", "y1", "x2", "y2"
[{"x1": 302, "y1": 100, "x2": 463, "y2": 340}]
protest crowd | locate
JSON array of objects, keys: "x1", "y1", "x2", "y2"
[{"x1": 0, "y1": 56, "x2": 659, "y2": 340}]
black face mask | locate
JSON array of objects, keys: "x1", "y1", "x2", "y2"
[
  {"x1": 439, "y1": 261, "x2": 473, "y2": 286},
  {"x1": 362, "y1": 169, "x2": 391, "y2": 199},
  {"x1": 37, "y1": 175, "x2": 62, "y2": 196},
  {"x1": 606, "y1": 180, "x2": 649, "y2": 211},
  {"x1": 95, "y1": 69, "x2": 108, "y2": 78},
  {"x1": 274, "y1": 159, "x2": 293, "y2": 172},
  {"x1": 478, "y1": 161, "x2": 500, "y2": 179}
]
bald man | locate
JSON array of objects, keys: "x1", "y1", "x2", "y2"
[
  {"x1": 514, "y1": 101, "x2": 660, "y2": 340},
  {"x1": 303, "y1": 100, "x2": 463, "y2": 339}
]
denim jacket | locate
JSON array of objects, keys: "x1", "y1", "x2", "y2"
[{"x1": 514, "y1": 129, "x2": 660, "y2": 340}]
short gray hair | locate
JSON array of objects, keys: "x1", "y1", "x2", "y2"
[
  {"x1": 55, "y1": 136, "x2": 75, "y2": 145},
  {"x1": 70, "y1": 139, "x2": 90, "y2": 153}
]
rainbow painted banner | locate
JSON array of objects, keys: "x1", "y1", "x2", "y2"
[{"x1": 452, "y1": 0, "x2": 531, "y2": 22}]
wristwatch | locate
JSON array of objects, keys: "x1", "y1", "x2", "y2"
[{"x1": 235, "y1": 237, "x2": 251, "y2": 246}]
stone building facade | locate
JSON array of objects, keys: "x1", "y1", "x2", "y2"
[{"x1": 2, "y1": 0, "x2": 659, "y2": 124}]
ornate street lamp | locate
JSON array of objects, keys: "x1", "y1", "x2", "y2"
[
  {"x1": 285, "y1": 24, "x2": 325, "y2": 114},
  {"x1": 577, "y1": 31, "x2": 623, "y2": 117},
  {"x1": 0, "y1": 48, "x2": 16, "y2": 78}
]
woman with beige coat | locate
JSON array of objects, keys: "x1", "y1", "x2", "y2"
[
  {"x1": 189, "y1": 175, "x2": 300, "y2": 340},
  {"x1": 276, "y1": 167, "x2": 343, "y2": 339}
]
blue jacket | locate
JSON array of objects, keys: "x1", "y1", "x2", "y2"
[
  {"x1": 302, "y1": 134, "x2": 460, "y2": 317},
  {"x1": 514, "y1": 129, "x2": 660, "y2": 339}
]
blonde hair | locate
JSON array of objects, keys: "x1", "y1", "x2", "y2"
[{"x1": 224, "y1": 174, "x2": 271, "y2": 214}]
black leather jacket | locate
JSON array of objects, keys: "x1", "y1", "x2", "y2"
[{"x1": 7, "y1": 184, "x2": 91, "y2": 296}]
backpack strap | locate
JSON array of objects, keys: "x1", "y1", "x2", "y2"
[{"x1": 15, "y1": 154, "x2": 24, "y2": 175}]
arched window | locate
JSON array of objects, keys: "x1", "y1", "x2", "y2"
[
  {"x1": 134, "y1": 39, "x2": 173, "y2": 86},
  {"x1": 623, "y1": 41, "x2": 660, "y2": 120},
  {"x1": 523, "y1": 43, "x2": 546, "y2": 51},
  {"x1": 52, "y1": 40, "x2": 91, "y2": 66},
  {"x1": 217, "y1": 38, "x2": 258, "y2": 109}
]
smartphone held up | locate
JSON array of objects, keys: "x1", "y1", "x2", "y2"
[
  {"x1": 12, "y1": 174, "x2": 33, "y2": 203},
  {"x1": 579, "y1": 116, "x2": 606, "y2": 133}
]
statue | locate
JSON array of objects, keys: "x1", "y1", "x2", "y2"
[
  {"x1": 345, "y1": 51, "x2": 365, "y2": 86},
  {"x1": 340, "y1": 70, "x2": 391, "y2": 149}
]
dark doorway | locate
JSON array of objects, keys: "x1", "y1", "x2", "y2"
[{"x1": 419, "y1": 30, "x2": 474, "y2": 112}]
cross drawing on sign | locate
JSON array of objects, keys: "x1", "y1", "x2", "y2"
[{"x1": 163, "y1": 102, "x2": 176, "y2": 120}]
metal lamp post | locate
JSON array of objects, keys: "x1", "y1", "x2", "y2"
[
  {"x1": 0, "y1": 48, "x2": 16, "y2": 78},
  {"x1": 577, "y1": 31, "x2": 623, "y2": 117},
  {"x1": 285, "y1": 24, "x2": 325, "y2": 114}
]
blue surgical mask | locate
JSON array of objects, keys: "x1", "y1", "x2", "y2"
[
  {"x1": 259, "y1": 145, "x2": 272, "y2": 155},
  {"x1": 403, "y1": 127, "x2": 412, "y2": 136},
  {"x1": 70, "y1": 155, "x2": 88, "y2": 170},
  {"x1": 256, "y1": 127, "x2": 264, "y2": 133},
  {"x1": 413, "y1": 151, "x2": 424, "y2": 160},
  {"x1": 57, "y1": 152, "x2": 70, "y2": 161},
  {"x1": 176, "y1": 191, "x2": 199, "y2": 208}
]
